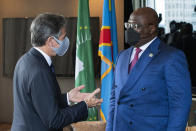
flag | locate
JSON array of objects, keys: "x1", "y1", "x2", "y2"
[
  {"x1": 98, "y1": 0, "x2": 118, "y2": 122},
  {"x1": 75, "y1": 0, "x2": 98, "y2": 121}
]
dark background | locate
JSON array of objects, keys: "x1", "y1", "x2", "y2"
[{"x1": 2, "y1": 17, "x2": 100, "y2": 78}]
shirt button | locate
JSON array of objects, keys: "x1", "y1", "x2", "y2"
[
  {"x1": 142, "y1": 88, "x2": 146, "y2": 91},
  {"x1": 130, "y1": 104, "x2": 134, "y2": 107},
  {"x1": 130, "y1": 121, "x2": 133, "y2": 125}
]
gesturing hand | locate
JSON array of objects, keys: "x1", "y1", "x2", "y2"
[
  {"x1": 68, "y1": 85, "x2": 90, "y2": 103},
  {"x1": 84, "y1": 88, "x2": 103, "y2": 108},
  {"x1": 68, "y1": 85, "x2": 103, "y2": 107}
]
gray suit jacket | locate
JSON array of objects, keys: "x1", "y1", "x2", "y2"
[{"x1": 11, "y1": 48, "x2": 88, "y2": 131}]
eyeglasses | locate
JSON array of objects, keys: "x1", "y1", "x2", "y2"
[{"x1": 124, "y1": 22, "x2": 141, "y2": 29}]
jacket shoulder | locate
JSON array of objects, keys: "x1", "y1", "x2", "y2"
[
  {"x1": 159, "y1": 41, "x2": 185, "y2": 56},
  {"x1": 15, "y1": 50, "x2": 49, "y2": 77}
]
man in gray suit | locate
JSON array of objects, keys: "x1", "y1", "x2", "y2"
[{"x1": 11, "y1": 13, "x2": 102, "y2": 131}]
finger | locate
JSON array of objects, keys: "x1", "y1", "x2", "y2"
[
  {"x1": 95, "y1": 100, "x2": 103, "y2": 106},
  {"x1": 76, "y1": 85, "x2": 85, "y2": 91},
  {"x1": 97, "y1": 99, "x2": 103, "y2": 103},
  {"x1": 91, "y1": 88, "x2": 100, "y2": 97},
  {"x1": 94, "y1": 98, "x2": 103, "y2": 104},
  {"x1": 96, "y1": 100, "x2": 103, "y2": 104},
  {"x1": 96, "y1": 102, "x2": 102, "y2": 106}
]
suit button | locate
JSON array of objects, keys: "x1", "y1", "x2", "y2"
[
  {"x1": 118, "y1": 101, "x2": 120, "y2": 105},
  {"x1": 130, "y1": 104, "x2": 134, "y2": 107},
  {"x1": 114, "y1": 85, "x2": 117, "y2": 88},
  {"x1": 130, "y1": 121, "x2": 133, "y2": 125},
  {"x1": 142, "y1": 88, "x2": 146, "y2": 91}
]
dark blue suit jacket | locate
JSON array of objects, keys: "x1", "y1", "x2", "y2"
[
  {"x1": 11, "y1": 48, "x2": 88, "y2": 131},
  {"x1": 106, "y1": 38, "x2": 192, "y2": 131}
]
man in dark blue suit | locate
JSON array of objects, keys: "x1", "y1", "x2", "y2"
[
  {"x1": 11, "y1": 13, "x2": 102, "y2": 131},
  {"x1": 106, "y1": 7, "x2": 192, "y2": 131}
]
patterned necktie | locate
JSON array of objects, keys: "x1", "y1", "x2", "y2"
[{"x1": 129, "y1": 48, "x2": 142, "y2": 73}]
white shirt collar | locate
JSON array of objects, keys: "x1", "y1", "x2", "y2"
[
  {"x1": 33, "y1": 47, "x2": 52, "y2": 66},
  {"x1": 138, "y1": 37, "x2": 157, "y2": 52},
  {"x1": 130, "y1": 37, "x2": 157, "y2": 63}
]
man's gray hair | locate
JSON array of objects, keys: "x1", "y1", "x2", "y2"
[{"x1": 30, "y1": 13, "x2": 65, "y2": 47}]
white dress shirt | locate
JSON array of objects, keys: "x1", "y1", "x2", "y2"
[
  {"x1": 33, "y1": 47, "x2": 71, "y2": 105},
  {"x1": 130, "y1": 37, "x2": 157, "y2": 64}
]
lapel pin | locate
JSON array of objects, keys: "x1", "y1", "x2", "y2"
[{"x1": 149, "y1": 53, "x2": 153, "y2": 57}]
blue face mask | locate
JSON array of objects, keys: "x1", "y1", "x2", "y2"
[{"x1": 52, "y1": 36, "x2": 70, "y2": 56}]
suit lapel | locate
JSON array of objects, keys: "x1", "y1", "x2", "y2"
[
  {"x1": 29, "y1": 48, "x2": 50, "y2": 68},
  {"x1": 119, "y1": 38, "x2": 161, "y2": 96},
  {"x1": 29, "y1": 48, "x2": 59, "y2": 87},
  {"x1": 119, "y1": 47, "x2": 134, "y2": 85},
  {"x1": 29, "y1": 48, "x2": 55, "y2": 76}
]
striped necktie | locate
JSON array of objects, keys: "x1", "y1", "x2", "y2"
[{"x1": 128, "y1": 48, "x2": 142, "y2": 73}]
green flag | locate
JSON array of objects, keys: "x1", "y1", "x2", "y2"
[{"x1": 75, "y1": 0, "x2": 98, "y2": 121}]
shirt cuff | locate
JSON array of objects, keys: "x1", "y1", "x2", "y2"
[
  {"x1": 67, "y1": 93, "x2": 88, "y2": 110},
  {"x1": 83, "y1": 100, "x2": 89, "y2": 110},
  {"x1": 67, "y1": 93, "x2": 71, "y2": 105}
]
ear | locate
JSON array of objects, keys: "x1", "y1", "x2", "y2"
[
  {"x1": 45, "y1": 36, "x2": 54, "y2": 47},
  {"x1": 46, "y1": 36, "x2": 60, "y2": 48},
  {"x1": 150, "y1": 25, "x2": 156, "y2": 34}
]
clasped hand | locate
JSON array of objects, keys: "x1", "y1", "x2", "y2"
[{"x1": 68, "y1": 85, "x2": 103, "y2": 108}]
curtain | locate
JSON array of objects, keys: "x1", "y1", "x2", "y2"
[
  {"x1": 3, "y1": 17, "x2": 100, "y2": 77},
  {"x1": 3, "y1": 18, "x2": 28, "y2": 77}
]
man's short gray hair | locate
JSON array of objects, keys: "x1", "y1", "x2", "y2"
[{"x1": 30, "y1": 13, "x2": 65, "y2": 47}]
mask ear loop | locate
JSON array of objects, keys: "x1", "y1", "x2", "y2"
[{"x1": 53, "y1": 36, "x2": 62, "y2": 45}]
